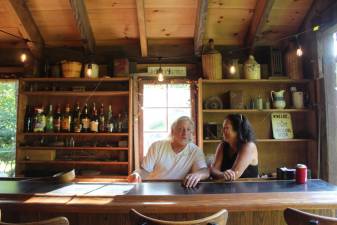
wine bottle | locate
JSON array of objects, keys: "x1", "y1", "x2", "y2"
[
  {"x1": 98, "y1": 103, "x2": 105, "y2": 132},
  {"x1": 90, "y1": 102, "x2": 99, "y2": 132},
  {"x1": 72, "y1": 102, "x2": 82, "y2": 133},
  {"x1": 53, "y1": 104, "x2": 61, "y2": 132},
  {"x1": 61, "y1": 104, "x2": 71, "y2": 132},
  {"x1": 81, "y1": 103, "x2": 90, "y2": 132},
  {"x1": 45, "y1": 104, "x2": 54, "y2": 132},
  {"x1": 24, "y1": 105, "x2": 33, "y2": 132}
]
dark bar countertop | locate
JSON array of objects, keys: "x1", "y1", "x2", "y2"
[{"x1": 0, "y1": 179, "x2": 337, "y2": 214}]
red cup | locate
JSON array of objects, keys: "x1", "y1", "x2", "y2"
[{"x1": 296, "y1": 164, "x2": 307, "y2": 184}]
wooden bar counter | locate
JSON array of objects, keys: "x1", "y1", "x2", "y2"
[{"x1": 0, "y1": 179, "x2": 337, "y2": 225}]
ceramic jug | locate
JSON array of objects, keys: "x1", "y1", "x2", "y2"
[
  {"x1": 271, "y1": 90, "x2": 286, "y2": 109},
  {"x1": 243, "y1": 55, "x2": 261, "y2": 79}
]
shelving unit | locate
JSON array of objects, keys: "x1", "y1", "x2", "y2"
[
  {"x1": 198, "y1": 78, "x2": 318, "y2": 177},
  {"x1": 16, "y1": 77, "x2": 133, "y2": 179}
]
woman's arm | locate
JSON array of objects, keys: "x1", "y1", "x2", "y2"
[
  {"x1": 231, "y1": 142, "x2": 258, "y2": 180},
  {"x1": 210, "y1": 143, "x2": 225, "y2": 179}
]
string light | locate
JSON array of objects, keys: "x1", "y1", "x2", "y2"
[
  {"x1": 229, "y1": 65, "x2": 236, "y2": 74},
  {"x1": 157, "y1": 66, "x2": 164, "y2": 82},
  {"x1": 296, "y1": 46, "x2": 303, "y2": 57},
  {"x1": 295, "y1": 35, "x2": 303, "y2": 57},
  {"x1": 20, "y1": 53, "x2": 27, "y2": 63},
  {"x1": 87, "y1": 63, "x2": 92, "y2": 77}
]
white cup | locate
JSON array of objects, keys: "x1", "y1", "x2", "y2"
[{"x1": 292, "y1": 91, "x2": 304, "y2": 109}]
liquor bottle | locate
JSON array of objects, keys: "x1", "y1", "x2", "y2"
[
  {"x1": 116, "y1": 113, "x2": 123, "y2": 133},
  {"x1": 61, "y1": 104, "x2": 71, "y2": 132},
  {"x1": 90, "y1": 102, "x2": 99, "y2": 132},
  {"x1": 24, "y1": 105, "x2": 33, "y2": 132},
  {"x1": 98, "y1": 103, "x2": 105, "y2": 132},
  {"x1": 33, "y1": 106, "x2": 46, "y2": 132},
  {"x1": 53, "y1": 104, "x2": 61, "y2": 132},
  {"x1": 106, "y1": 104, "x2": 114, "y2": 132},
  {"x1": 45, "y1": 104, "x2": 54, "y2": 132},
  {"x1": 81, "y1": 103, "x2": 90, "y2": 132},
  {"x1": 72, "y1": 102, "x2": 82, "y2": 133}
]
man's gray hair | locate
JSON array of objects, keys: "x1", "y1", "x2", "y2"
[{"x1": 170, "y1": 116, "x2": 195, "y2": 135}]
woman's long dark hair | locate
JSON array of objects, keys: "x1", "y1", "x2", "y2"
[{"x1": 225, "y1": 114, "x2": 256, "y2": 149}]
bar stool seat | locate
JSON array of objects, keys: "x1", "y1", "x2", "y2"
[
  {"x1": 0, "y1": 210, "x2": 69, "y2": 225},
  {"x1": 284, "y1": 208, "x2": 337, "y2": 225},
  {"x1": 130, "y1": 208, "x2": 228, "y2": 225}
]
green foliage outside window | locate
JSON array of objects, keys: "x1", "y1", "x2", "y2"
[{"x1": 0, "y1": 81, "x2": 17, "y2": 177}]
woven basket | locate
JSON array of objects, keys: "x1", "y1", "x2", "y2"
[
  {"x1": 202, "y1": 53, "x2": 222, "y2": 80},
  {"x1": 61, "y1": 61, "x2": 82, "y2": 78}
]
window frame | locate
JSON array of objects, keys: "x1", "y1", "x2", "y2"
[{"x1": 138, "y1": 78, "x2": 197, "y2": 162}]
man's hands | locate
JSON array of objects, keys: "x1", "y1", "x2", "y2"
[
  {"x1": 127, "y1": 173, "x2": 142, "y2": 183},
  {"x1": 223, "y1": 169, "x2": 237, "y2": 181},
  {"x1": 183, "y1": 172, "x2": 202, "y2": 188}
]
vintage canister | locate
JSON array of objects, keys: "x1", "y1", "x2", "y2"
[{"x1": 296, "y1": 164, "x2": 307, "y2": 184}]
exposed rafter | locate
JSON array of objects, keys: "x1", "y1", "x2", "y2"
[
  {"x1": 5, "y1": 0, "x2": 44, "y2": 59},
  {"x1": 194, "y1": 0, "x2": 208, "y2": 56},
  {"x1": 136, "y1": 0, "x2": 148, "y2": 57},
  {"x1": 69, "y1": 0, "x2": 96, "y2": 55},
  {"x1": 245, "y1": 0, "x2": 275, "y2": 48}
]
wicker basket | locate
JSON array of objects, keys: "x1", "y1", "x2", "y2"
[
  {"x1": 202, "y1": 39, "x2": 222, "y2": 80},
  {"x1": 202, "y1": 53, "x2": 222, "y2": 79},
  {"x1": 61, "y1": 61, "x2": 82, "y2": 78}
]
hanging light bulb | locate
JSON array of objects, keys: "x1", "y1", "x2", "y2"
[
  {"x1": 157, "y1": 67, "x2": 164, "y2": 82},
  {"x1": 296, "y1": 46, "x2": 303, "y2": 57},
  {"x1": 20, "y1": 53, "x2": 27, "y2": 63},
  {"x1": 229, "y1": 64, "x2": 236, "y2": 75},
  {"x1": 87, "y1": 63, "x2": 92, "y2": 77}
]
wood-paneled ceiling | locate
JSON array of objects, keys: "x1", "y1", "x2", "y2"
[{"x1": 0, "y1": 0, "x2": 314, "y2": 58}]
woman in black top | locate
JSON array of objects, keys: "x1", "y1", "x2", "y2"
[{"x1": 210, "y1": 114, "x2": 258, "y2": 180}]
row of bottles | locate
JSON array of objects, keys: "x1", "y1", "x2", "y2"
[{"x1": 24, "y1": 103, "x2": 128, "y2": 133}]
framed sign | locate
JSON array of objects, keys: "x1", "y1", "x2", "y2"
[{"x1": 271, "y1": 112, "x2": 294, "y2": 139}]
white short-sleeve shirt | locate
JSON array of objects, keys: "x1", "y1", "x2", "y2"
[{"x1": 141, "y1": 140, "x2": 207, "y2": 180}]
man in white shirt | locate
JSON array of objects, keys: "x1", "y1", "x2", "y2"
[{"x1": 128, "y1": 116, "x2": 209, "y2": 187}]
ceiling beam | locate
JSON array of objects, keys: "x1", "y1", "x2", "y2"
[
  {"x1": 5, "y1": 0, "x2": 44, "y2": 59},
  {"x1": 136, "y1": 0, "x2": 148, "y2": 57},
  {"x1": 69, "y1": 0, "x2": 96, "y2": 55},
  {"x1": 245, "y1": 0, "x2": 275, "y2": 49},
  {"x1": 194, "y1": 0, "x2": 208, "y2": 56}
]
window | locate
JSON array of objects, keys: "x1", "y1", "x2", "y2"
[
  {"x1": 141, "y1": 82, "x2": 193, "y2": 156},
  {"x1": 0, "y1": 80, "x2": 18, "y2": 177}
]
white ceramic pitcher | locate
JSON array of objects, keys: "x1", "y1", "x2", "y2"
[{"x1": 271, "y1": 90, "x2": 286, "y2": 109}]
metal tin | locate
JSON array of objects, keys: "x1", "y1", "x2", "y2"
[{"x1": 296, "y1": 164, "x2": 307, "y2": 184}]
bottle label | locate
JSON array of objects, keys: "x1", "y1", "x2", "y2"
[
  {"x1": 82, "y1": 118, "x2": 90, "y2": 129},
  {"x1": 54, "y1": 119, "x2": 61, "y2": 132},
  {"x1": 34, "y1": 115, "x2": 46, "y2": 132},
  {"x1": 90, "y1": 121, "x2": 98, "y2": 132},
  {"x1": 107, "y1": 123, "x2": 114, "y2": 132},
  {"x1": 61, "y1": 118, "x2": 71, "y2": 131}
]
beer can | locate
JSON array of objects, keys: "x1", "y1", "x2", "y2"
[{"x1": 296, "y1": 164, "x2": 307, "y2": 184}]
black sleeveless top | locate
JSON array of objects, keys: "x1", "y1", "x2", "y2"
[{"x1": 220, "y1": 142, "x2": 258, "y2": 178}]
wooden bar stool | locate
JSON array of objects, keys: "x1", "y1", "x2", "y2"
[
  {"x1": 284, "y1": 208, "x2": 337, "y2": 225},
  {"x1": 130, "y1": 208, "x2": 228, "y2": 225},
  {"x1": 0, "y1": 210, "x2": 69, "y2": 225}
]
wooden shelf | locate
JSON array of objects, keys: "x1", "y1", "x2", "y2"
[
  {"x1": 203, "y1": 139, "x2": 315, "y2": 143},
  {"x1": 20, "y1": 77, "x2": 129, "y2": 82},
  {"x1": 17, "y1": 160, "x2": 128, "y2": 165},
  {"x1": 19, "y1": 146, "x2": 128, "y2": 151},
  {"x1": 201, "y1": 79, "x2": 311, "y2": 84},
  {"x1": 20, "y1": 132, "x2": 128, "y2": 136},
  {"x1": 22, "y1": 91, "x2": 129, "y2": 96},
  {"x1": 203, "y1": 109, "x2": 314, "y2": 113}
]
